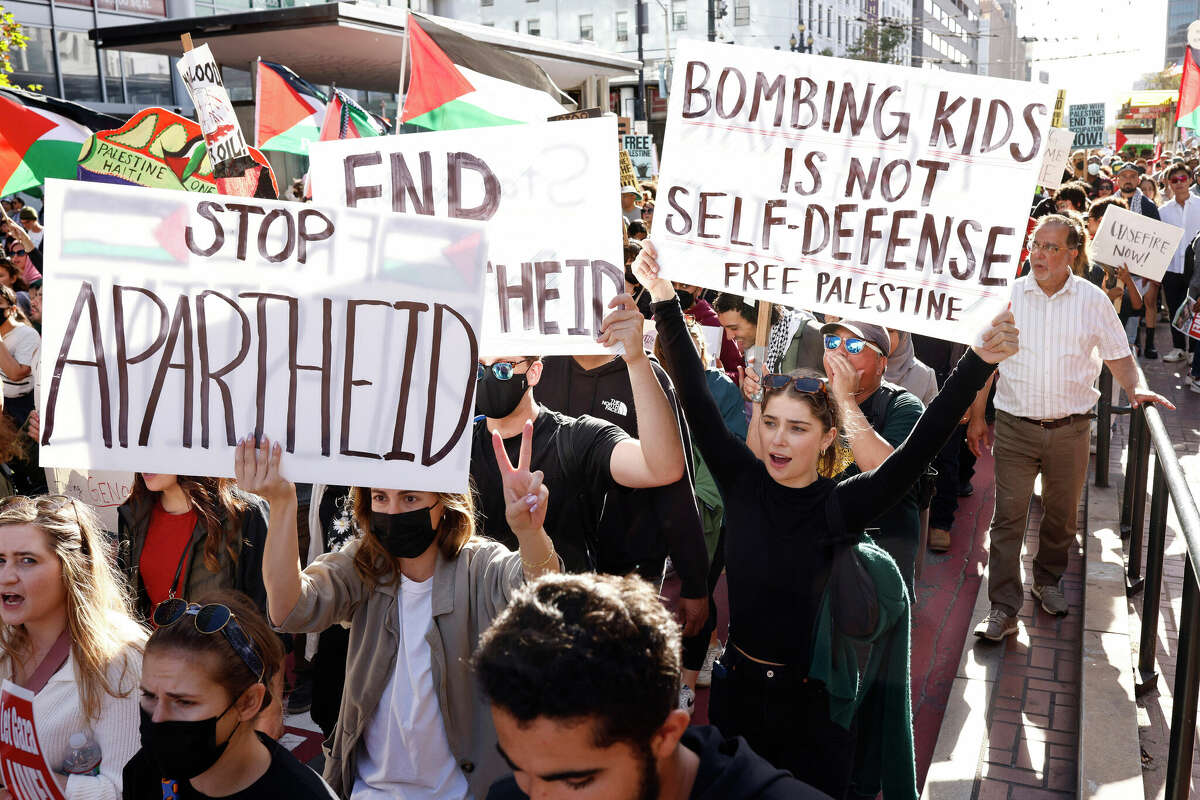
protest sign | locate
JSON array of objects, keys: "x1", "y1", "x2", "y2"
[
  {"x1": 619, "y1": 149, "x2": 644, "y2": 201},
  {"x1": 309, "y1": 117, "x2": 623, "y2": 356},
  {"x1": 43, "y1": 468, "x2": 132, "y2": 532},
  {"x1": 654, "y1": 40, "x2": 1056, "y2": 344},
  {"x1": 1171, "y1": 294, "x2": 1200, "y2": 342},
  {"x1": 1051, "y1": 89, "x2": 1066, "y2": 128},
  {"x1": 0, "y1": 682, "x2": 66, "y2": 800},
  {"x1": 1090, "y1": 205, "x2": 1182, "y2": 282},
  {"x1": 38, "y1": 180, "x2": 488, "y2": 492},
  {"x1": 177, "y1": 44, "x2": 252, "y2": 174},
  {"x1": 1067, "y1": 102, "x2": 1106, "y2": 148},
  {"x1": 1037, "y1": 128, "x2": 1076, "y2": 190},
  {"x1": 622, "y1": 133, "x2": 659, "y2": 178},
  {"x1": 76, "y1": 107, "x2": 276, "y2": 195}
]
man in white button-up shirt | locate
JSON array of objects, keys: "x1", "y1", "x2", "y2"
[
  {"x1": 967, "y1": 214, "x2": 1175, "y2": 641},
  {"x1": 1151, "y1": 164, "x2": 1200, "y2": 363}
]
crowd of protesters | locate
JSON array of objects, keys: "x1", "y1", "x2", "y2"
[{"x1": 0, "y1": 138, "x2": 1186, "y2": 800}]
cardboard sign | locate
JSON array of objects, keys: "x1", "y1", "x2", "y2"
[
  {"x1": 42, "y1": 468, "x2": 133, "y2": 532},
  {"x1": 619, "y1": 149, "x2": 644, "y2": 202},
  {"x1": 549, "y1": 108, "x2": 603, "y2": 121},
  {"x1": 0, "y1": 681, "x2": 66, "y2": 800},
  {"x1": 1171, "y1": 294, "x2": 1200, "y2": 342},
  {"x1": 1090, "y1": 205, "x2": 1183, "y2": 282},
  {"x1": 1037, "y1": 128, "x2": 1076, "y2": 190},
  {"x1": 622, "y1": 133, "x2": 658, "y2": 179},
  {"x1": 38, "y1": 180, "x2": 488, "y2": 493},
  {"x1": 177, "y1": 44, "x2": 251, "y2": 172},
  {"x1": 308, "y1": 117, "x2": 623, "y2": 356},
  {"x1": 1051, "y1": 89, "x2": 1066, "y2": 128},
  {"x1": 654, "y1": 40, "x2": 1055, "y2": 344},
  {"x1": 76, "y1": 107, "x2": 275, "y2": 195},
  {"x1": 1067, "y1": 102, "x2": 1106, "y2": 148}
]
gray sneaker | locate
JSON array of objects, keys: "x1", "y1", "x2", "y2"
[
  {"x1": 679, "y1": 684, "x2": 695, "y2": 714},
  {"x1": 973, "y1": 608, "x2": 1019, "y2": 641},
  {"x1": 1033, "y1": 583, "x2": 1069, "y2": 616}
]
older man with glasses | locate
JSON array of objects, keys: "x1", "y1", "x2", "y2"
[
  {"x1": 969, "y1": 214, "x2": 1175, "y2": 642},
  {"x1": 1156, "y1": 164, "x2": 1200, "y2": 363}
]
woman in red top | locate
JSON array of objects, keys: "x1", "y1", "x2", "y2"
[{"x1": 116, "y1": 474, "x2": 269, "y2": 621}]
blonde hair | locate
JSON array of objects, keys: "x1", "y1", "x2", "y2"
[
  {"x1": 0, "y1": 496, "x2": 146, "y2": 720},
  {"x1": 348, "y1": 489, "x2": 477, "y2": 588},
  {"x1": 653, "y1": 316, "x2": 709, "y2": 366}
]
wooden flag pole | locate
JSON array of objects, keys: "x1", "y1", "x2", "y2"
[
  {"x1": 180, "y1": 32, "x2": 193, "y2": 52},
  {"x1": 752, "y1": 300, "x2": 771, "y2": 381}
]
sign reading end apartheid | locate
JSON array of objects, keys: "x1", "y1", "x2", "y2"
[
  {"x1": 309, "y1": 117, "x2": 623, "y2": 356},
  {"x1": 1090, "y1": 205, "x2": 1183, "y2": 283},
  {"x1": 0, "y1": 681, "x2": 66, "y2": 800},
  {"x1": 653, "y1": 40, "x2": 1056, "y2": 343},
  {"x1": 38, "y1": 180, "x2": 488, "y2": 492}
]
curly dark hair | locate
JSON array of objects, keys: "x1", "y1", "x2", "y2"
[
  {"x1": 712, "y1": 292, "x2": 781, "y2": 329},
  {"x1": 1054, "y1": 182, "x2": 1089, "y2": 213},
  {"x1": 474, "y1": 573, "x2": 680, "y2": 748}
]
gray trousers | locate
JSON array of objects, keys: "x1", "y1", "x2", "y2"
[{"x1": 986, "y1": 411, "x2": 1090, "y2": 615}]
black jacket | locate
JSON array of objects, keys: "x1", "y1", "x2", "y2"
[
  {"x1": 116, "y1": 487, "x2": 270, "y2": 620},
  {"x1": 485, "y1": 725, "x2": 831, "y2": 800}
]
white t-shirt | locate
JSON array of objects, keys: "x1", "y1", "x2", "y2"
[
  {"x1": 2, "y1": 324, "x2": 39, "y2": 397},
  {"x1": 351, "y1": 576, "x2": 470, "y2": 800}
]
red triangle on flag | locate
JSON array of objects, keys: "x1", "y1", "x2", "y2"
[
  {"x1": 1114, "y1": 130, "x2": 1127, "y2": 152},
  {"x1": 256, "y1": 63, "x2": 320, "y2": 147},
  {"x1": 0, "y1": 94, "x2": 57, "y2": 192},
  {"x1": 1178, "y1": 47, "x2": 1200, "y2": 123},
  {"x1": 318, "y1": 93, "x2": 344, "y2": 142},
  {"x1": 401, "y1": 14, "x2": 476, "y2": 123}
]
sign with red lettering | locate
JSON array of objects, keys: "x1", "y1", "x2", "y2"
[
  {"x1": 43, "y1": 469, "x2": 133, "y2": 532},
  {"x1": 308, "y1": 117, "x2": 622, "y2": 356},
  {"x1": 654, "y1": 39, "x2": 1057, "y2": 344},
  {"x1": 38, "y1": 180, "x2": 488, "y2": 492},
  {"x1": 0, "y1": 682, "x2": 66, "y2": 800}
]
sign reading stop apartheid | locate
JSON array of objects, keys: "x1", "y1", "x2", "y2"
[
  {"x1": 0, "y1": 681, "x2": 66, "y2": 800},
  {"x1": 38, "y1": 180, "x2": 488, "y2": 493},
  {"x1": 177, "y1": 44, "x2": 251, "y2": 173},
  {"x1": 309, "y1": 116, "x2": 623, "y2": 356},
  {"x1": 654, "y1": 40, "x2": 1056, "y2": 344}
]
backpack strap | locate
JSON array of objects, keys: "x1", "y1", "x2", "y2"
[{"x1": 22, "y1": 629, "x2": 71, "y2": 694}]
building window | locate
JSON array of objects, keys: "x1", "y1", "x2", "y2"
[
  {"x1": 121, "y1": 51, "x2": 173, "y2": 106},
  {"x1": 672, "y1": 0, "x2": 686, "y2": 29},
  {"x1": 57, "y1": 30, "x2": 101, "y2": 102},
  {"x1": 528, "y1": 18, "x2": 541, "y2": 34},
  {"x1": 481, "y1": 0, "x2": 493, "y2": 6},
  {"x1": 734, "y1": 0, "x2": 749, "y2": 25},
  {"x1": 8, "y1": 26, "x2": 55, "y2": 93},
  {"x1": 616, "y1": 10, "x2": 629, "y2": 41},
  {"x1": 579, "y1": 13, "x2": 593, "y2": 40},
  {"x1": 514, "y1": 20, "x2": 520, "y2": 30}
]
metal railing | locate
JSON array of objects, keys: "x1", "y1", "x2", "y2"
[{"x1": 1097, "y1": 366, "x2": 1200, "y2": 800}]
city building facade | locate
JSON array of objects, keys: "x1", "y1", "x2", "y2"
[{"x1": 910, "y1": 0, "x2": 978, "y2": 73}]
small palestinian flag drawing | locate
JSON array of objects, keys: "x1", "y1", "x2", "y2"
[
  {"x1": 401, "y1": 13, "x2": 567, "y2": 131},
  {"x1": 0, "y1": 87, "x2": 121, "y2": 196},
  {"x1": 255, "y1": 61, "x2": 329, "y2": 154},
  {"x1": 318, "y1": 89, "x2": 388, "y2": 141}
]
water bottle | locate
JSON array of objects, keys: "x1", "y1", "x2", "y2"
[{"x1": 61, "y1": 731, "x2": 101, "y2": 777}]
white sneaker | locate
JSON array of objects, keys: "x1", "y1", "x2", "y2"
[
  {"x1": 697, "y1": 641, "x2": 724, "y2": 688},
  {"x1": 1190, "y1": 376, "x2": 1200, "y2": 394},
  {"x1": 1163, "y1": 348, "x2": 1186, "y2": 363}
]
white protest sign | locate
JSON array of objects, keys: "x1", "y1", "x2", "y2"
[
  {"x1": 38, "y1": 180, "x2": 487, "y2": 492},
  {"x1": 309, "y1": 117, "x2": 623, "y2": 356},
  {"x1": 622, "y1": 133, "x2": 659, "y2": 179},
  {"x1": 1090, "y1": 205, "x2": 1182, "y2": 282},
  {"x1": 0, "y1": 681, "x2": 66, "y2": 800},
  {"x1": 1067, "y1": 102, "x2": 1106, "y2": 148},
  {"x1": 1037, "y1": 128, "x2": 1076, "y2": 190},
  {"x1": 43, "y1": 468, "x2": 133, "y2": 532},
  {"x1": 654, "y1": 40, "x2": 1055, "y2": 344},
  {"x1": 176, "y1": 43, "x2": 251, "y2": 170}
]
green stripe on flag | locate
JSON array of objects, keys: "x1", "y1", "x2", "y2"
[
  {"x1": 2, "y1": 139, "x2": 86, "y2": 195},
  {"x1": 404, "y1": 98, "x2": 524, "y2": 131},
  {"x1": 261, "y1": 127, "x2": 321, "y2": 154},
  {"x1": 1179, "y1": 108, "x2": 1200, "y2": 130},
  {"x1": 63, "y1": 241, "x2": 179, "y2": 262}
]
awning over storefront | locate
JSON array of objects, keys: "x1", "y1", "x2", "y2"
[{"x1": 91, "y1": 3, "x2": 640, "y2": 93}]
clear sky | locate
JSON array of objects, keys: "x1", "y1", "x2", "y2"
[{"x1": 1015, "y1": 0, "x2": 1169, "y2": 116}]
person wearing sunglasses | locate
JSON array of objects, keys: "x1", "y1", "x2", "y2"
[
  {"x1": 0, "y1": 495, "x2": 146, "y2": 800},
  {"x1": 0, "y1": 283, "x2": 40, "y2": 427},
  {"x1": 124, "y1": 590, "x2": 336, "y2": 799},
  {"x1": 469, "y1": 299, "x2": 685, "y2": 577},
  {"x1": 632, "y1": 239, "x2": 1018, "y2": 799},
  {"x1": 233, "y1": 420, "x2": 558, "y2": 800},
  {"x1": 1153, "y1": 163, "x2": 1200, "y2": 364}
]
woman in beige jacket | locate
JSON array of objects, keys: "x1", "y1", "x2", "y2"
[{"x1": 233, "y1": 424, "x2": 558, "y2": 800}]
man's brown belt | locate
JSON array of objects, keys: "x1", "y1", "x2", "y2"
[{"x1": 1013, "y1": 413, "x2": 1093, "y2": 429}]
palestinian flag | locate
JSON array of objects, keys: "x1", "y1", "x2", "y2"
[
  {"x1": 318, "y1": 89, "x2": 387, "y2": 141},
  {"x1": 1179, "y1": 47, "x2": 1200, "y2": 130},
  {"x1": 255, "y1": 61, "x2": 329, "y2": 154},
  {"x1": 401, "y1": 13, "x2": 566, "y2": 131},
  {"x1": 0, "y1": 87, "x2": 121, "y2": 196}
]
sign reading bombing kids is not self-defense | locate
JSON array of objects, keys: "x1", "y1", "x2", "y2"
[
  {"x1": 38, "y1": 180, "x2": 488, "y2": 493},
  {"x1": 654, "y1": 40, "x2": 1057, "y2": 344},
  {"x1": 308, "y1": 116, "x2": 624, "y2": 357}
]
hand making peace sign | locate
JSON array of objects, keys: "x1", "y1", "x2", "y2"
[{"x1": 491, "y1": 420, "x2": 549, "y2": 537}]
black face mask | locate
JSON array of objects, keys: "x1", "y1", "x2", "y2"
[
  {"x1": 138, "y1": 698, "x2": 238, "y2": 780},
  {"x1": 675, "y1": 288, "x2": 696, "y2": 310},
  {"x1": 475, "y1": 371, "x2": 528, "y2": 419},
  {"x1": 370, "y1": 507, "x2": 438, "y2": 559}
]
